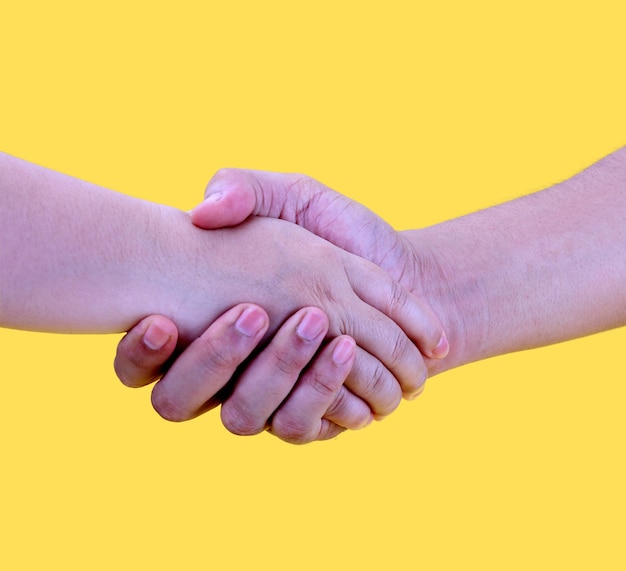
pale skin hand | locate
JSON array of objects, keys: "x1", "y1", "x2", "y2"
[
  {"x1": 116, "y1": 302, "x2": 421, "y2": 440},
  {"x1": 121, "y1": 146, "x2": 626, "y2": 417},
  {"x1": 117, "y1": 305, "x2": 359, "y2": 441},
  {"x1": 191, "y1": 147, "x2": 626, "y2": 368},
  {"x1": 0, "y1": 153, "x2": 445, "y2": 443},
  {"x1": 116, "y1": 171, "x2": 439, "y2": 439},
  {"x1": 115, "y1": 215, "x2": 446, "y2": 440},
  {"x1": 116, "y1": 307, "x2": 373, "y2": 439}
]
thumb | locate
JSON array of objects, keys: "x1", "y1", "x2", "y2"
[
  {"x1": 191, "y1": 169, "x2": 400, "y2": 275},
  {"x1": 190, "y1": 170, "x2": 257, "y2": 229},
  {"x1": 191, "y1": 168, "x2": 316, "y2": 229}
]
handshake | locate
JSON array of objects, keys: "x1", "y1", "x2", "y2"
[
  {"x1": 3, "y1": 149, "x2": 625, "y2": 444},
  {"x1": 114, "y1": 169, "x2": 452, "y2": 443}
]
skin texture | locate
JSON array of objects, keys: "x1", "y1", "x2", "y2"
[
  {"x1": 0, "y1": 152, "x2": 445, "y2": 442},
  {"x1": 190, "y1": 148, "x2": 626, "y2": 369},
  {"x1": 117, "y1": 308, "x2": 363, "y2": 441},
  {"x1": 117, "y1": 146, "x2": 626, "y2": 442}
]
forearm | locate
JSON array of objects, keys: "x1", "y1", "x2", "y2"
[
  {"x1": 0, "y1": 153, "x2": 213, "y2": 334},
  {"x1": 408, "y1": 147, "x2": 626, "y2": 374}
]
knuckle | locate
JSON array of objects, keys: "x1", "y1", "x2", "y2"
[
  {"x1": 151, "y1": 388, "x2": 191, "y2": 422},
  {"x1": 388, "y1": 331, "x2": 411, "y2": 370},
  {"x1": 369, "y1": 361, "x2": 393, "y2": 399},
  {"x1": 324, "y1": 391, "x2": 370, "y2": 430},
  {"x1": 271, "y1": 414, "x2": 312, "y2": 445},
  {"x1": 309, "y1": 373, "x2": 341, "y2": 400},
  {"x1": 286, "y1": 174, "x2": 325, "y2": 225},
  {"x1": 269, "y1": 348, "x2": 303, "y2": 377},
  {"x1": 324, "y1": 391, "x2": 349, "y2": 419},
  {"x1": 317, "y1": 422, "x2": 346, "y2": 442},
  {"x1": 328, "y1": 304, "x2": 350, "y2": 336},
  {"x1": 388, "y1": 280, "x2": 408, "y2": 317},
  {"x1": 287, "y1": 173, "x2": 313, "y2": 193},
  {"x1": 383, "y1": 333, "x2": 424, "y2": 396},
  {"x1": 197, "y1": 335, "x2": 240, "y2": 375},
  {"x1": 220, "y1": 403, "x2": 265, "y2": 436},
  {"x1": 360, "y1": 371, "x2": 402, "y2": 417}
]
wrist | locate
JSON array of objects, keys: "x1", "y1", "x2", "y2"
[
  {"x1": 97, "y1": 202, "x2": 208, "y2": 336},
  {"x1": 400, "y1": 226, "x2": 491, "y2": 376},
  {"x1": 140, "y1": 205, "x2": 231, "y2": 342}
]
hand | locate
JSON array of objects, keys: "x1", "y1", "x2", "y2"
[
  {"x1": 191, "y1": 169, "x2": 455, "y2": 366},
  {"x1": 116, "y1": 304, "x2": 365, "y2": 444},
  {"x1": 171, "y1": 215, "x2": 442, "y2": 372},
  {"x1": 116, "y1": 214, "x2": 446, "y2": 441},
  {"x1": 117, "y1": 301, "x2": 428, "y2": 441},
  {"x1": 191, "y1": 169, "x2": 422, "y2": 294}
]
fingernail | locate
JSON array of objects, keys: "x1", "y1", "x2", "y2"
[
  {"x1": 332, "y1": 338, "x2": 356, "y2": 365},
  {"x1": 407, "y1": 384, "x2": 426, "y2": 400},
  {"x1": 190, "y1": 193, "x2": 222, "y2": 217},
  {"x1": 205, "y1": 192, "x2": 222, "y2": 203},
  {"x1": 296, "y1": 311, "x2": 326, "y2": 341},
  {"x1": 235, "y1": 307, "x2": 267, "y2": 337},
  {"x1": 143, "y1": 323, "x2": 170, "y2": 351},
  {"x1": 431, "y1": 334, "x2": 449, "y2": 359}
]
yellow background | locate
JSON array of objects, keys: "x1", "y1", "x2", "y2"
[{"x1": 1, "y1": 1, "x2": 625, "y2": 569}]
